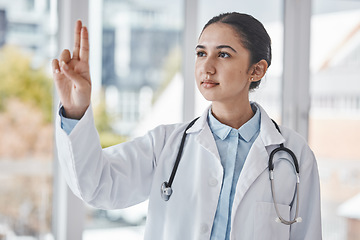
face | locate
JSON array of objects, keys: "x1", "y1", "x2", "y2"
[{"x1": 195, "y1": 23, "x2": 253, "y2": 106}]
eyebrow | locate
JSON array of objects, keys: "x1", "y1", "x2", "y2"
[{"x1": 195, "y1": 44, "x2": 237, "y2": 53}]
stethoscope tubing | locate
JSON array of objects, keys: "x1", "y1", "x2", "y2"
[
  {"x1": 268, "y1": 120, "x2": 301, "y2": 225},
  {"x1": 270, "y1": 170, "x2": 301, "y2": 225},
  {"x1": 162, "y1": 117, "x2": 199, "y2": 198},
  {"x1": 268, "y1": 146, "x2": 299, "y2": 174},
  {"x1": 161, "y1": 117, "x2": 302, "y2": 225}
]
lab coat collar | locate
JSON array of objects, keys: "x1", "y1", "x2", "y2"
[
  {"x1": 186, "y1": 105, "x2": 221, "y2": 161},
  {"x1": 256, "y1": 103, "x2": 285, "y2": 147},
  {"x1": 185, "y1": 102, "x2": 285, "y2": 162},
  {"x1": 185, "y1": 105, "x2": 211, "y2": 134}
]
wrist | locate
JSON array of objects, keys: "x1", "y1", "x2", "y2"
[{"x1": 62, "y1": 105, "x2": 89, "y2": 120}]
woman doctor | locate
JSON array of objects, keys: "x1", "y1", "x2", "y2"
[{"x1": 52, "y1": 12, "x2": 322, "y2": 240}]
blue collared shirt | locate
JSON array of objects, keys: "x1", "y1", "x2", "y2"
[
  {"x1": 208, "y1": 104, "x2": 261, "y2": 240},
  {"x1": 60, "y1": 107, "x2": 79, "y2": 135}
]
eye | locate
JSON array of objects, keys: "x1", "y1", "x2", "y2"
[
  {"x1": 196, "y1": 51, "x2": 206, "y2": 57},
  {"x1": 218, "y1": 52, "x2": 230, "y2": 58}
]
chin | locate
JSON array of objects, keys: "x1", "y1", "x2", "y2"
[{"x1": 199, "y1": 92, "x2": 215, "y2": 102}]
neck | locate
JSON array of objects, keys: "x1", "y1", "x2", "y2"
[{"x1": 211, "y1": 101, "x2": 254, "y2": 129}]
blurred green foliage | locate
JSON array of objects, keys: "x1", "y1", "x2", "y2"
[
  {"x1": 0, "y1": 46, "x2": 53, "y2": 122},
  {"x1": 0, "y1": 45, "x2": 126, "y2": 148}
]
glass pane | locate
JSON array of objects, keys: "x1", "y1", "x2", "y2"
[
  {"x1": 310, "y1": 1, "x2": 360, "y2": 239},
  {"x1": 195, "y1": 0, "x2": 283, "y2": 121},
  {"x1": 0, "y1": 0, "x2": 55, "y2": 239},
  {"x1": 84, "y1": 0, "x2": 184, "y2": 239}
]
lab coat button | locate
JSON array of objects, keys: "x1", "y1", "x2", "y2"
[
  {"x1": 200, "y1": 223, "x2": 209, "y2": 234},
  {"x1": 208, "y1": 177, "x2": 218, "y2": 187}
]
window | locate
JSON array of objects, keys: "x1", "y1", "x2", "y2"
[
  {"x1": 4, "y1": 0, "x2": 356, "y2": 238},
  {"x1": 310, "y1": 0, "x2": 360, "y2": 238},
  {"x1": 0, "y1": 0, "x2": 55, "y2": 238},
  {"x1": 83, "y1": 1, "x2": 184, "y2": 239}
]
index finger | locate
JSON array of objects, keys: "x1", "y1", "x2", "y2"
[
  {"x1": 73, "y1": 20, "x2": 82, "y2": 60},
  {"x1": 79, "y1": 26, "x2": 89, "y2": 62}
]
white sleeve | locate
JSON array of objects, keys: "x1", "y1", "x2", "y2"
[{"x1": 55, "y1": 104, "x2": 169, "y2": 210}]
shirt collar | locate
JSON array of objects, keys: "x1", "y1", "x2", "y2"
[
  {"x1": 208, "y1": 110, "x2": 232, "y2": 140},
  {"x1": 207, "y1": 104, "x2": 261, "y2": 142}
]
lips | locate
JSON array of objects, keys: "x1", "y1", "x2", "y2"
[{"x1": 201, "y1": 80, "x2": 219, "y2": 88}]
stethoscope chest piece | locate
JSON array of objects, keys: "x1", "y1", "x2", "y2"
[{"x1": 161, "y1": 182, "x2": 173, "y2": 201}]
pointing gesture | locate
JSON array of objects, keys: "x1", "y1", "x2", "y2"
[{"x1": 52, "y1": 20, "x2": 91, "y2": 120}]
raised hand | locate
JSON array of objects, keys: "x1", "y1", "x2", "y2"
[{"x1": 52, "y1": 20, "x2": 91, "y2": 120}]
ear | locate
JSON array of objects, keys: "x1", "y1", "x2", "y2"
[{"x1": 249, "y1": 59, "x2": 268, "y2": 82}]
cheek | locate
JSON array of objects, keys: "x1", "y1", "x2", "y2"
[
  {"x1": 234, "y1": 69, "x2": 249, "y2": 82},
  {"x1": 226, "y1": 73, "x2": 250, "y2": 89}
]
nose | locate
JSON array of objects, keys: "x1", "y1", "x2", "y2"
[{"x1": 201, "y1": 57, "x2": 216, "y2": 76}]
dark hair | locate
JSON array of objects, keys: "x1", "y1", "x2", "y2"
[{"x1": 201, "y1": 12, "x2": 272, "y2": 90}]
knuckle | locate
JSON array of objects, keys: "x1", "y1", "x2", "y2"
[{"x1": 81, "y1": 46, "x2": 89, "y2": 51}]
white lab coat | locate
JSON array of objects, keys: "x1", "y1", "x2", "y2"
[{"x1": 56, "y1": 103, "x2": 322, "y2": 240}]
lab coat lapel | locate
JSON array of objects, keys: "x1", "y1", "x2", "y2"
[
  {"x1": 232, "y1": 104, "x2": 285, "y2": 209},
  {"x1": 196, "y1": 124, "x2": 221, "y2": 161},
  {"x1": 234, "y1": 137, "x2": 269, "y2": 204},
  {"x1": 187, "y1": 105, "x2": 221, "y2": 161}
]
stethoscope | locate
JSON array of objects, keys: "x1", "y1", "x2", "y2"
[{"x1": 160, "y1": 118, "x2": 302, "y2": 225}]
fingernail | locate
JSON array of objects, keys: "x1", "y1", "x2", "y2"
[{"x1": 55, "y1": 69, "x2": 60, "y2": 74}]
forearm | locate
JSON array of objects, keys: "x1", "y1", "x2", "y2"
[
  {"x1": 55, "y1": 105, "x2": 160, "y2": 209},
  {"x1": 55, "y1": 104, "x2": 102, "y2": 201}
]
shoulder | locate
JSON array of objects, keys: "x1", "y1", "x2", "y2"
[
  {"x1": 279, "y1": 125, "x2": 308, "y2": 147},
  {"x1": 279, "y1": 125, "x2": 317, "y2": 167},
  {"x1": 254, "y1": 102, "x2": 317, "y2": 167},
  {"x1": 255, "y1": 102, "x2": 309, "y2": 149}
]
